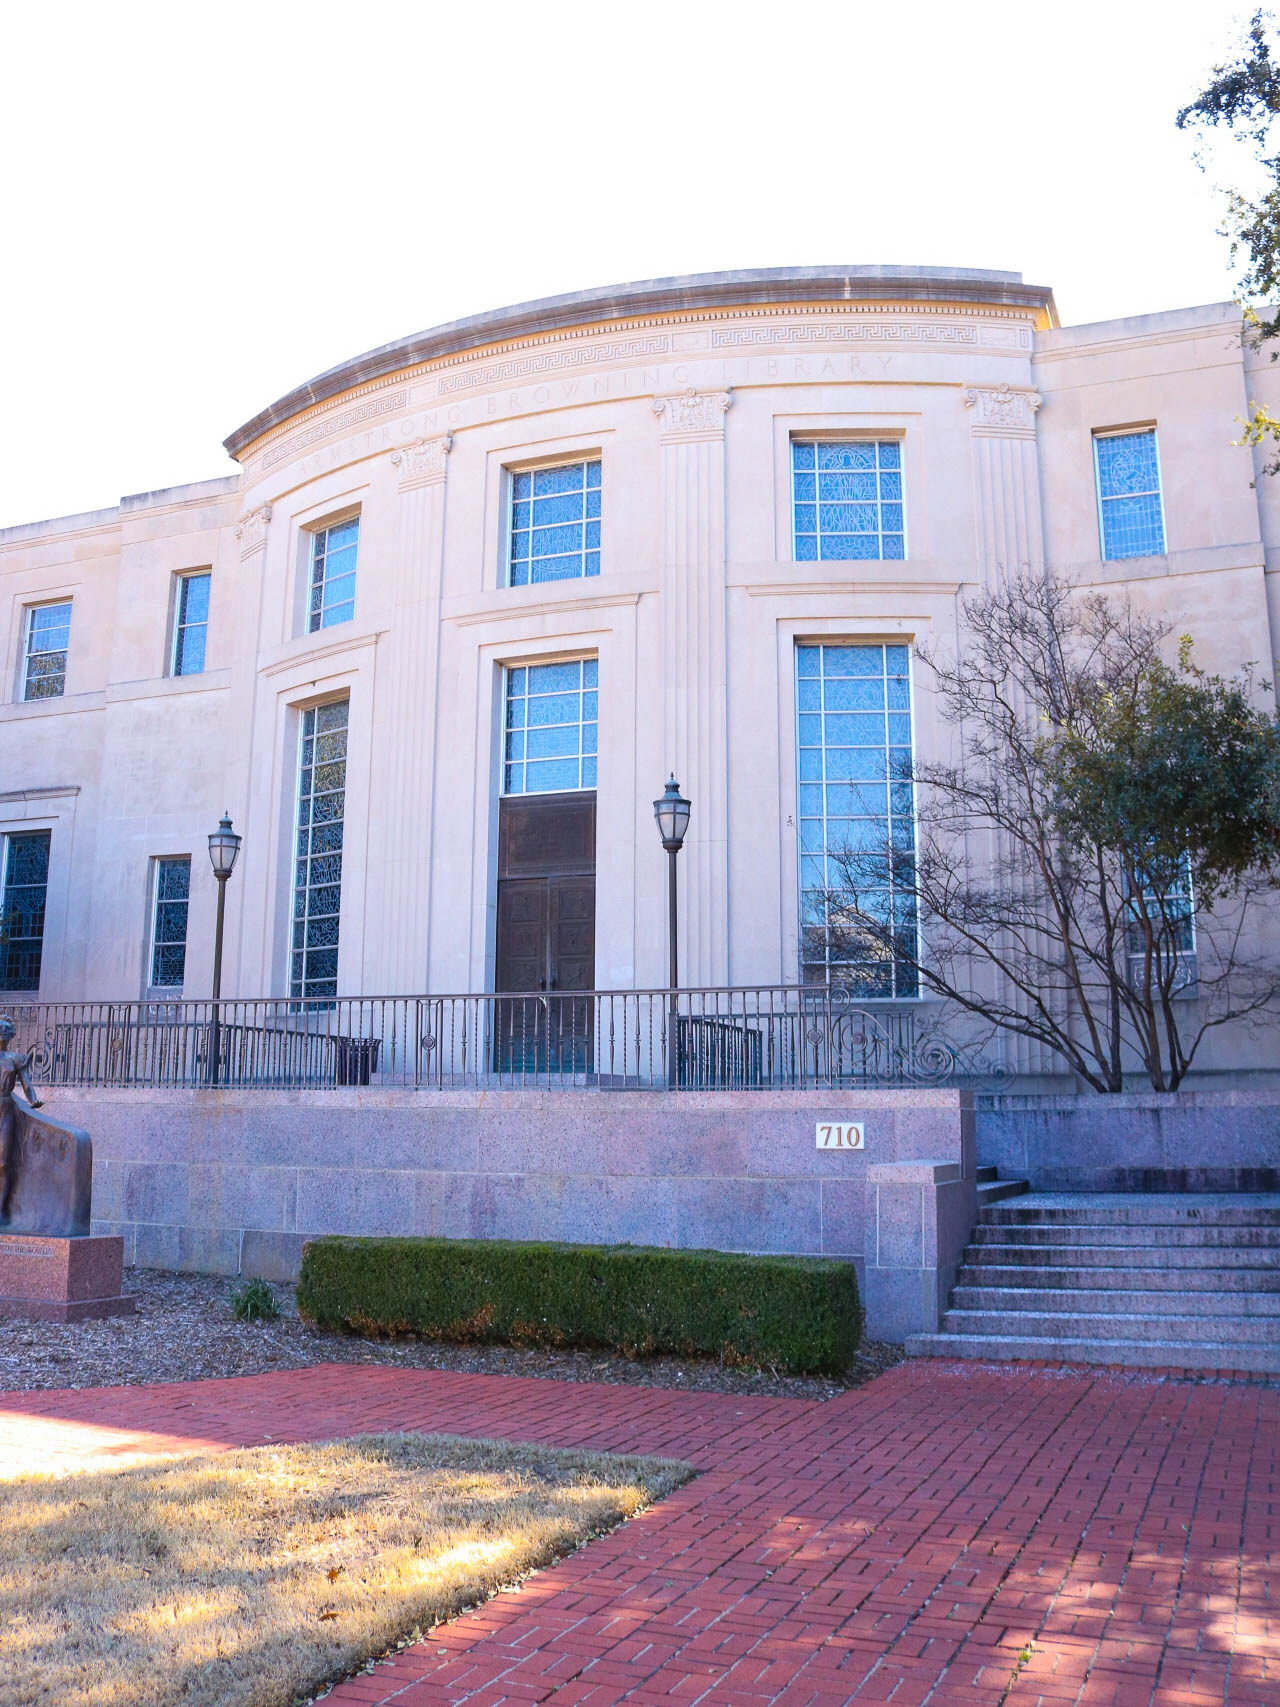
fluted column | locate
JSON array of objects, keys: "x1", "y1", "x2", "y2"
[
  {"x1": 964, "y1": 383, "x2": 1044, "y2": 576},
  {"x1": 652, "y1": 388, "x2": 732, "y2": 987},
  {"x1": 963, "y1": 383, "x2": 1049, "y2": 1077},
  {"x1": 369, "y1": 435, "x2": 451, "y2": 992}
]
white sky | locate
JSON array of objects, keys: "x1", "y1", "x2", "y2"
[{"x1": 0, "y1": 0, "x2": 1259, "y2": 529}]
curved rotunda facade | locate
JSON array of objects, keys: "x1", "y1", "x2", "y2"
[{"x1": 1, "y1": 265, "x2": 1277, "y2": 1080}]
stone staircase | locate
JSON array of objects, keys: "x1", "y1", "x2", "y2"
[{"x1": 907, "y1": 1181, "x2": 1280, "y2": 1375}]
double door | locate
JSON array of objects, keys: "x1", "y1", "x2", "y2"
[{"x1": 494, "y1": 793, "x2": 595, "y2": 1074}]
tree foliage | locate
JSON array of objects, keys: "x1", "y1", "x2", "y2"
[
  {"x1": 1178, "y1": 10, "x2": 1280, "y2": 469},
  {"x1": 824, "y1": 573, "x2": 1280, "y2": 1092}
]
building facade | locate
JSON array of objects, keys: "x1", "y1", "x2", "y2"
[{"x1": 2, "y1": 266, "x2": 1278, "y2": 1085}]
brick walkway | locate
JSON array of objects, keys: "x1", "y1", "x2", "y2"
[{"x1": 1, "y1": 1362, "x2": 1275, "y2": 1706}]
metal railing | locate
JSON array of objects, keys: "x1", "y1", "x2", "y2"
[{"x1": 5, "y1": 988, "x2": 1008, "y2": 1093}]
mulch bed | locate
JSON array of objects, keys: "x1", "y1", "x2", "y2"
[{"x1": 0, "y1": 1269, "x2": 902, "y2": 1399}]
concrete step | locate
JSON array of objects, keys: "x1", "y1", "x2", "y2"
[
  {"x1": 976, "y1": 1165, "x2": 999, "y2": 1184},
  {"x1": 956, "y1": 1262, "x2": 1280, "y2": 1292},
  {"x1": 962, "y1": 1241, "x2": 1280, "y2": 1268},
  {"x1": 971, "y1": 1222, "x2": 1280, "y2": 1249},
  {"x1": 982, "y1": 1193, "x2": 1280, "y2": 1228},
  {"x1": 976, "y1": 1177, "x2": 1030, "y2": 1207},
  {"x1": 905, "y1": 1332, "x2": 1280, "y2": 1376},
  {"x1": 940, "y1": 1308, "x2": 1280, "y2": 1346},
  {"x1": 950, "y1": 1285, "x2": 1280, "y2": 1317}
]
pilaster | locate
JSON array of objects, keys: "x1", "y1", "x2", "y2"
[
  {"x1": 653, "y1": 389, "x2": 732, "y2": 986},
  {"x1": 964, "y1": 383, "x2": 1044, "y2": 575},
  {"x1": 366, "y1": 436, "x2": 451, "y2": 992}
]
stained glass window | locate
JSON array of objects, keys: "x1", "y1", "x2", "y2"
[
  {"x1": 508, "y1": 460, "x2": 601, "y2": 586},
  {"x1": 792, "y1": 442, "x2": 905, "y2": 562},
  {"x1": 1095, "y1": 430, "x2": 1166, "y2": 560},
  {"x1": 308, "y1": 518, "x2": 358, "y2": 632},
  {"x1": 292, "y1": 700, "x2": 348, "y2": 1000},
  {"x1": 503, "y1": 659, "x2": 598, "y2": 794},
  {"x1": 1, "y1": 831, "x2": 50, "y2": 991},
  {"x1": 149, "y1": 856, "x2": 190, "y2": 988},
  {"x1": 796, "y1": 643, "x2": 917, "y2": 996},
  {"x1": 172, "y1": 573, "x2": 210, "y2": 676},
  {"x1": 23, "y1": 602, "x2": 71, "y2": 701}
]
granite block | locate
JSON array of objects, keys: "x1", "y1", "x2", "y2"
[
  {"x1": 819, "y1": 1179, "x2": 866, "y2": 1258},
  {"x1": 186, "y1": 1165, "x2": 296, "y2": 1233},
  {"x1": 295, "y1": 1168, "x2": 416, "y2": 1237},
  {"x1": 557, "y1": 1175, "x2": 677, "y2": 1246},
  {"x1": 241, "y1": 1230, "x2": 308, "y2": 1283},
  {"x1": 132, "y1": 1221, "x2": 183, "y2": 1271},
  {"x1": 122, "y1": 1163, "x2": 188, "y2": 1225},
  {"x1": 873, "y1": 1184, "x2": 924, "y2": 1269},
  {"x1": 675, "y1": 1178, "x2": 821, "y2": 1255}
]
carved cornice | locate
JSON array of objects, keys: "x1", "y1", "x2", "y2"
[
  {"x1": 390, "y1": 434, "x2": 452, "y2": 491},
  {"x1": 652, "y1": 388, "x2": 733, "y2": 442},
  {"x1": 963, "y1": 383, "x2": 1043, "y2": 438},
  {"x1": 234, "y1": 502, "x2": 272, "y2": 557}
]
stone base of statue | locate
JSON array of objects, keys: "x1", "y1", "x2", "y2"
[
  {"x1": 0, "y1": 1231, "x2": 133, "y2": 1321},
  {"x1": 0, "y1": 1068, "x2": 135, "y2": 1321}
]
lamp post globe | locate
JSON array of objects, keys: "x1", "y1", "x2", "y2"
[{"x1": 652, "y1": 775, "x2": 691, "y2": 853}]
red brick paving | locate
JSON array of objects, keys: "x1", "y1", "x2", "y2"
[{"x1": 1, "y1": 1361, "x2": 1275, "y2": 1706}]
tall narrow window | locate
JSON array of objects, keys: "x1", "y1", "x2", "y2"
[
  {"x1": 508, "y1": 460, "x2": 601, "y2": 586},
  {"x1": 149, "y1": 856, "x2": 191, "y2": 988},
  {"x1": 1094, "y1": 429, "x2": 1166, "y2": 560},
  {"x1": 172, "y1": 572, "x2": 210, "y2": 676},
  {"x1": 22, "y1": 602, "x2": 71, "y2": 700},
  {"x1": 503, "y1": 660, "x2": 597, "y2": 794},
  {"x1": 308, "y1": 518, "x2": 359, "y2": 632},
  {"x1": 292, "y1": 700, "x2": 348, "y2": 1000},
  {"x1": 1126, "y1": 852, "x2": 1197, "y2": 992},
  {"x1": 792, "y1": 442, "x2": 905, "y2": 561},
  {"x1": 796, "y1": 643, "x2": 916, "y2": 996},
  {"x1": 1, "y1": 830, "x2": 51, "y2": 991}
]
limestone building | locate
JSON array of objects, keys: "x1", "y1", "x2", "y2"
[{"x1": 1, "y1": 265, "x2": 1277, "y2": 1084}]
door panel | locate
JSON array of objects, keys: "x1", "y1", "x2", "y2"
[{"x1": 494, "y1": 796, "x2": 596, "y2": 1074}]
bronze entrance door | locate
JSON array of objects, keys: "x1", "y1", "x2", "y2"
[{"x1": 494, "y1": 793, "x2": 595, "y2": 1075}]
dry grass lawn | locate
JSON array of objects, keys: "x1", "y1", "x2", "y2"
[{"x1": 0, "y1": 1432, "x2": 690, "y2": 1707}]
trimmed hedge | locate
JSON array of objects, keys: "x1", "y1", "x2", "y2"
[{"x1": 296, "y1": 1237, "x2": 860, "y2": 1376}]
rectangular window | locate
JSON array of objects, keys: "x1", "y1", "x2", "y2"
[
  {"x1": 796, "y1": 642, "x2": 917, "y2": 996},
  {"x1": 503, "y1": 659, "x2": 598, "y2": 794},
  {"x1": 172, "y1": 572, "x2": 210, "y2": 676},
  {"x1": 149, "y1": 856, "x2": 191, "y2": 988},
  {"x1": 291, "y1": 700, "x2": 348, "y2": 1000},
  {"x1": 1126, "y1": 853, "x2": 1197, "y2": 991},
  {"x1": 22, "y1": 602, "x2": 72, "y2": 700},
  {"x1": 1095, "y1": 429, "x2": 1166, "y2": 560},
  {"x1": 1, "y1": 830, "x2": 51, "y2": 991},
  {"x1": 792, "y1": 442, "x2": 905, "y2": 562},
  {"x1": 308, "y1": 518, "x2": 359, "y2": 632},
  {"x1": 508, "y1": 460, "x2": 601, "y2": 586}
]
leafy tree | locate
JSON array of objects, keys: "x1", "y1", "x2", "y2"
[
  {"x1": 1178, "y1": 9, "x2": 1280, "y2": 469},
  {"x1": 823, "y1": 573, "x2": 1280, "y2": 1092}
]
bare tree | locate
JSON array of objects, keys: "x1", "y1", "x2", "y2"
[{"x1": 822, "y1": 573, "x2": 1280, "y2": 1092}]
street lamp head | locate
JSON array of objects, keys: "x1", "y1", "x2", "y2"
[
  {"x1": 207, "y1": 811, "x2": 242, "y2": 880},
  {"x1": 653, "y1": 775, "x2": 691, "y2": 852}
]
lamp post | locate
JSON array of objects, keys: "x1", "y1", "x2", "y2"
[
  {"x1": 206, "y1": 811, "x2": 242, "y2": 1085},
  {"x1": 652, "y1": 776, "x2": 690, "y2": 1087}
]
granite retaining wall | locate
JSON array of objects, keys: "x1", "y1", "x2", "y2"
[{"x1": 50, "y1": 1087, "x2": 979, "y2": 1343}]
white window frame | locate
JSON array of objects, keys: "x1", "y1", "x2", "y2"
[
  {"x1": 504, "y1": 456, "x2": 603, "y2": 589},
  {"x1": 790, "y1": 438, "x2": 908, "y2": 564},
  {"x1": 793, "y1": 639, "x2": 920, "y2": 999},
  {"x1": 306, "y1": 515, "x2": 360, "y2": 634},
  {"x1": 146, "y1": 854, "x2": 191, "y2": 992},
  {"x1": 1093, "y1": 426, "x2": 1167, "y2": 562},
  {"x1": 21, "y1": 599, "x2": 72, "y2": 702},
  {"x1": 0, "y1": 828, "x2": 52, "y2": 993},
  {"x1": 170, "y1": 570, "x2": 211, "y2": 678},
  {"x1": 500, "y1": 656, "x2": 599, "y2": 796}
]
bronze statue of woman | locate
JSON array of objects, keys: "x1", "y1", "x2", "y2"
[{"x1": 0, "y1": 1016, "x2": 43, "y2": 1224}]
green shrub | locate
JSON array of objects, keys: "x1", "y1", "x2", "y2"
[
  {"x1": 231, "y1": 1277, "x2": 280, "y2": 1323},
  {"x1": 296, "y1": 1238, "x2": 859, "y2": 1376}
]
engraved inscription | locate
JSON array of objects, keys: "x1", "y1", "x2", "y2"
[
  {"x1": 711, "y1": 320, "x2": 981, "y2": 349},
  {"x1": 262, "y1": 391, "x2": 410, "y2": 470},
  {"x1": 437, "y1": 334, "x2": 670, "y2": 397}
]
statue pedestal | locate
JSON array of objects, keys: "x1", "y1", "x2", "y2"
[{"x1": 0, "y1": 1233, "x2": 134, "y2": 1322}]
